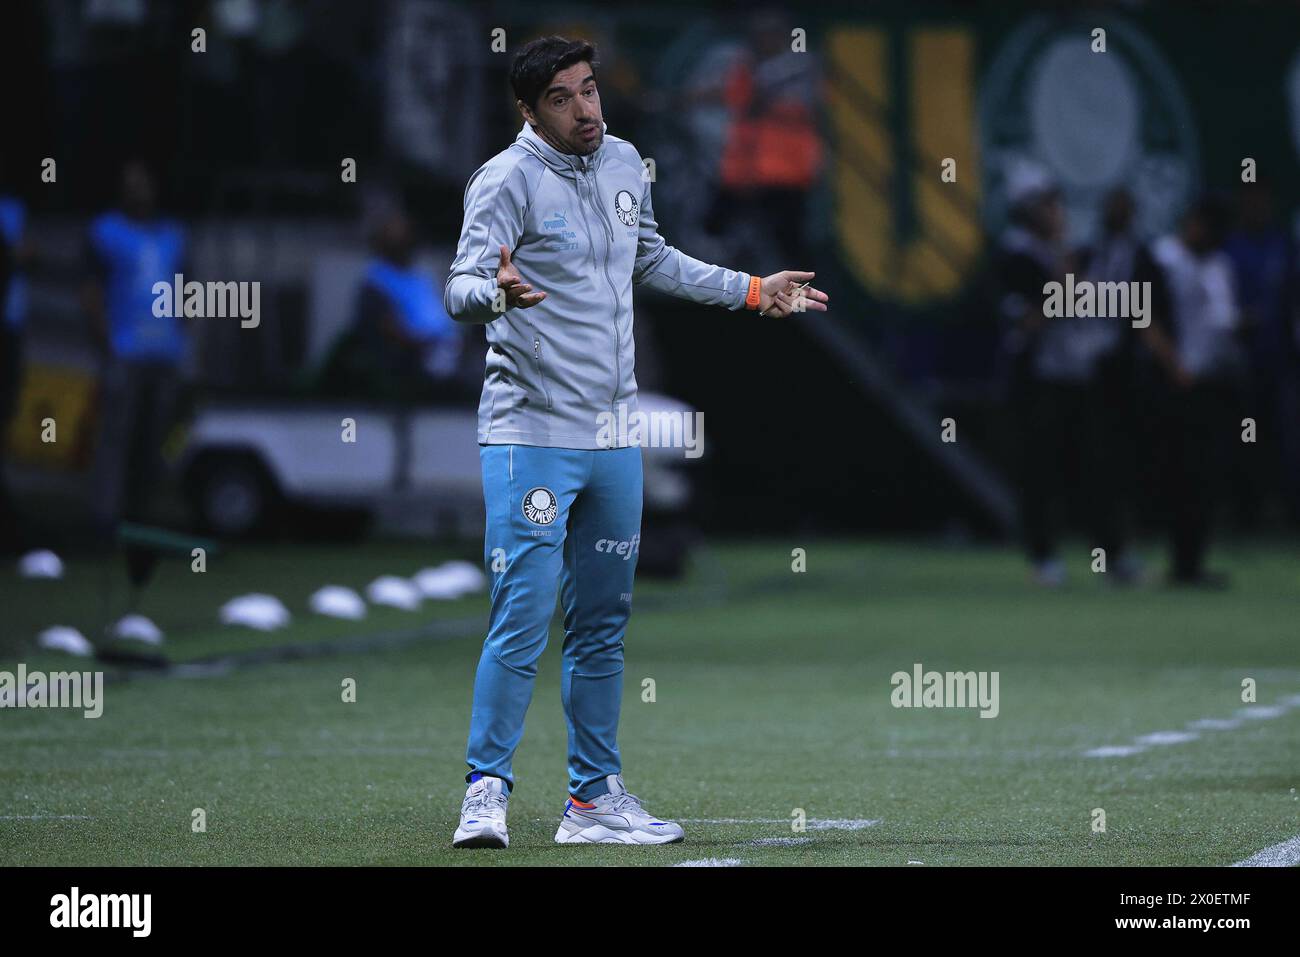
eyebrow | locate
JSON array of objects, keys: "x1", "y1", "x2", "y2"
[{"x1": 544, "y1": 74, "x2": 596, "y2": 99}]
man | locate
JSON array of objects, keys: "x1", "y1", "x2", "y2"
[
  {"x1": 994, "y1": 166, "x2": 1083, "y2": 587},
  {"x1": 1072, "y1": 188, "x2": 1176, "y2": 584},
  {"x1": 83, "y1": 161, "x2": 188, "y2": 551},
  {"x1": 443, "y1": 36, "x2": 827, "y2": 848},
  {"x1": 705, "y1": 8, "x2": 824, "y2": 266},
  {"x1": 1222, "y1": 178, "x2": 1299, "y2": 525},
  {"x1": 322, "y1": 204, "x2": 466, "y2": 402},
  {"x1": 0, "y1": 164, "x2": 27, "y2": 554},
  {"x1": 1151, "y1": 196, "x2": 1242, "y2": 586}
]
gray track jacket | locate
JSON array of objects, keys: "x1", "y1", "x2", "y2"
[{"x1": 444, "y1": 120, "x2": 753, "y2": 449}]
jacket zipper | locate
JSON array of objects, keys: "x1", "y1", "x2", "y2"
[
  {"x1": 582, "y1": 164, "x2": 622, "y2": 410},
  {"x1": 533, "y1": 337, "x2": 553, "y2": 410}
]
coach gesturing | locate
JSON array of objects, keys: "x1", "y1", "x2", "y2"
[{"x1": 444, "y1": 35, "x2": 827, "y2": 848}]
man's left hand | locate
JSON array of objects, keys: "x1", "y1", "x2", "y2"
[{"x1": 758, "y1": 270, "x2": 829, "y2": 317}]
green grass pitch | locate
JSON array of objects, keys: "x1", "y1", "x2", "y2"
[{"x1": 2, "y1": 539, "x2": 1298, "y2": 866}]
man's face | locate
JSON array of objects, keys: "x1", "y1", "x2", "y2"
[{"x1": 521, "y1": 60, "x2": 602, "y2": 156}]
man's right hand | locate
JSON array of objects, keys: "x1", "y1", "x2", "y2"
[{"x1": 497, "y1": 245, "x2": 547, "y2": 309}]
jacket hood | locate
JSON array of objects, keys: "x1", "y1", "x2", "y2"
[{"x1": 514, "y1": 120, "x2": 608, "y2": 176}]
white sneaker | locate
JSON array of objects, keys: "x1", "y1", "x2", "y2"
[
  {"x1": 452, "y1": 776, "x2": 509, "y2": 848},
  {"x1": 554, "y1": 774, "x2": 684, "y2": 845}
]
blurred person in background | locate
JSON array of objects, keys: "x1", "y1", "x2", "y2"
[
  {"x1": 702, "y1": 7, "x2": 824, "y2": 266},
  {"x1": 316, "y1": 201, "x2": 470, "y2": 492},
  {"x1": 0, "y1": 157, "x2": 31, "y2": 555},
  {"x1": 1222, "y1": 176, "x2": 1300, "y2": 526},
  {"x1": 322, "y1": 204, "x2": 466, "y2": 402},
  {"x1": 1072, "y1": 187, "x2": 1175, "y2": 584},
  {"x1": 82, "y1": 160, "x2": 189, "y2": 544},
  {"x1": 996, "y1": 166, "x2": 1133, "y2": 587},
  {"x1": 1150, "y1": 196, "x2": 1243, "y2": 587}
]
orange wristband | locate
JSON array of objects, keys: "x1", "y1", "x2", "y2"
[{"x1": 744, "y1": 275, "x2": 762, "y2": 309}]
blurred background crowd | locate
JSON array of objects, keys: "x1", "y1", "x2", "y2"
[{"x1": 1, "y1": 0, "x2": 1298, "y2": 588}]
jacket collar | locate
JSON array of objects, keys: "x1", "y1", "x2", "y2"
[{"x1": 514, "y1": 120, "x2": 607, "y2": 175}]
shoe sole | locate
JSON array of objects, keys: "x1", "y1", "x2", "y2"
[
  {"x1": 554, "y1": 822, "x2": 684, "y2": 845},
  {"x1": 453, "y1": 828, "x2": 508, "y2": 849}
]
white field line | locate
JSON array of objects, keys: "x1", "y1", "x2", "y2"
[
  {"x1": 1085, "y1": 697, "x2": 1300, "y2": 868},
  {"x1": 747, "y1": 837, "x2": 814, "y2": 847},
  {"x1": 680, "y1": 818, "x2": 880, "y2": 831},
  {"x1": 1235, "y1": 705, "x2": 1287, "y2": 720},
  {"x1": 1084, "y1": 696, "x2": 1300, "y2": 758},
  {"x1": 1083, "y1": 745, "x2": 1147, "y2": 758},
  {"x1": 1232, "y1": 834, "x2": 1300, "y2": 867},
  {"x1": 674, "y1": 858, "x2": 745, "y2": 867},
  {"x1": 0, "y1": 814, "x2": 93, "y2": 820},
  {"x1": 1134, "y1": 731, "x2": 1200, "y2": 746},
  {"x1": 1186, "y1": 718, "x2": 1241, "y2": 731}
]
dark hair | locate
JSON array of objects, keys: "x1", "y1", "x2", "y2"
[{"x1": 510, "y1": 36, "x2": 598, "y2": 111}]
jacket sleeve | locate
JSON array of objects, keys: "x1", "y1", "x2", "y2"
[
  {"x1": 632, "y1": 172, "x2": 752, "y2": 310},
  {"x1": 444, "y1": 157, "x2": 530, "y2": 324}
]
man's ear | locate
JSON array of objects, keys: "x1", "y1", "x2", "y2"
[{"x1": 517, "y1": 100, "x2": 535, "y2": 125}]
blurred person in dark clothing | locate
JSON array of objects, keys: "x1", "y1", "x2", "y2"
[
  {"x1": 319, "y1": 205, "x2": 468, "y2": 402},
  {"x1": 1075, "y1": 188, "x2": 1177, "y2": 578},
  {"x1": 0, "y1": 157, "x2": 35, "y2": 554},
  {"x1": 355, "y1": 206, "x2": 466, "y2": 399},
  {"x1": 0, "y1": 173, "x2": 31, "y2": 357},
  {"x1": 1223, "y1": 178, "x2": 1300, "y2": 525},
  {"x1": 1150, "y1": 196, "x2": 1243, "y2": 586},
  {"x1": 997, "y1": 168, "x2": 1140, "y2": 586},
  {"x1": 82, "y1": 161, "x2": 189, "y2": 542},
  {"x1": 316, "y1": 204, "x2": 471, "y2": 491},
  {"x1": 0, "y1": 206, "x2": 17, "y2": 553}
]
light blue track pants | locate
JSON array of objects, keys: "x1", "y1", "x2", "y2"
[{"x1": 465, "y1": 444, "x2": 642, "y2": 801}]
